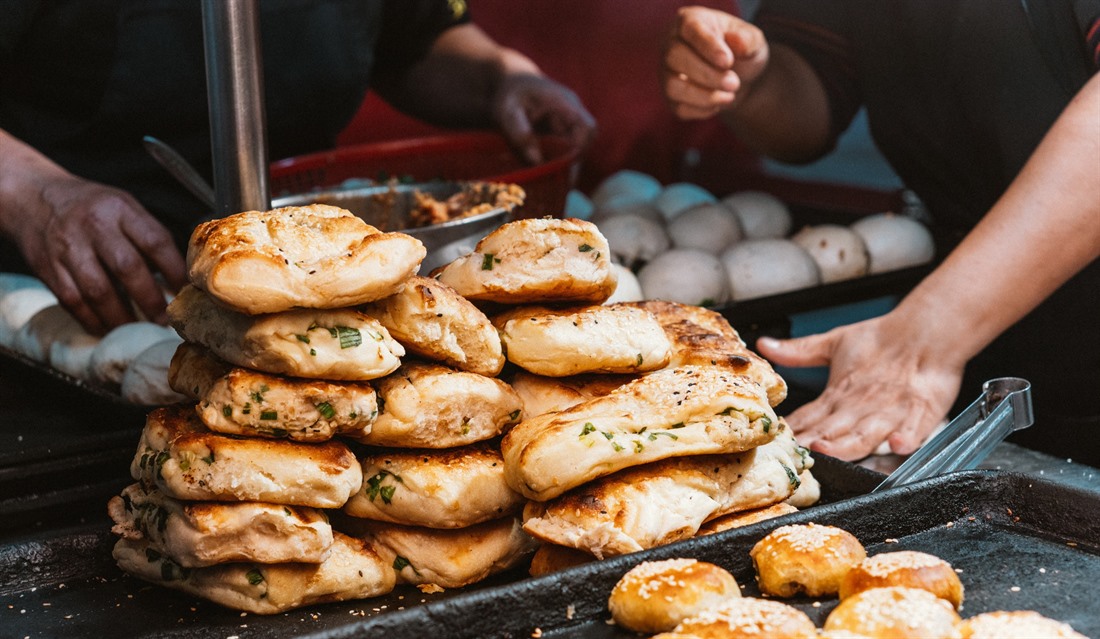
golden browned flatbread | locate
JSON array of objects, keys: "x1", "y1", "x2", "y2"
[
  {"x1": 108, "y1": 482, "x2": 333, "y2": 567},
  {"x1": 187, "y1": 204, "x2": 424, "y2": 314},
  {"x1": 112, "y1": 532, "x2": 394, "y2": 614},
  {"x1": 167, "y1": 285, "x2": 404, "y2": 381},
  {"x1": 509, "y1": 370, "x2": 636, "y2": 419},
  {"x1": 344, "y1": 441, "x2": 525, "y2": 529},
  {"x1": 434, "y1": 217, "x2": 617, "y2": 305},
  {"x1": 492, "y1": 304, "x2": 671, "y2": 377},
  {"x1": 350, "y1": 361, "x2": 523, "y2": 449},
  {"x1": 502, "y1": 365, "x2": 779, "y2": 501},
  {"x1": 169, "y1": 342, "x2": 377, "y2": 441},
  {"x1": 624, "y1": 300, "x2": 787, "y2": 406},
  {"x1": 131, "y1": 404, "x2": 362, "y2": 508},
  {"x1": 360, "y1": 275, "x2": 504, "y2": 377},
  {"x1": 521, "y1": 424, "x2": 812, "y2": 558}
]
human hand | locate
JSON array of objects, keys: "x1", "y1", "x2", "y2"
[
  {"x1": 662, "y1": 6, "x2": 769, "y2": 120},
  {"x1": 13, "y1": 175, "x2": 187, "y2": 335},
  {"x1": 491, "y1": 73, "x2": 596, "y2": 165},
  {"x1": 755, "y1": 315, "x2": 965, "y2": 461}
]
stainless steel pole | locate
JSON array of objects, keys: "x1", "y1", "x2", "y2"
[{"x1": 202, "y1": 0, "x2": 270, "y2": 216}]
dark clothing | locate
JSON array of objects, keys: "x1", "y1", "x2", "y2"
[
  {"x1": 757, "y1": 0, "x2": 1100, "y2": 465},
  {"x1": 0, "y1": 0, "x2": 468, "y2": 249}
]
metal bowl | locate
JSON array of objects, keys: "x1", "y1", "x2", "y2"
[{"x1": 272, "y1": 180, "x2": 518, "y2": 273}]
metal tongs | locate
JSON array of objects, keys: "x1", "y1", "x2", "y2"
[{"x1": 874, "y1": 377, "x2": 1034, "y2": 492}]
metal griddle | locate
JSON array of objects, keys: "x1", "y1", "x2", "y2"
[{"x1": 3, "y1": 468, "x2": 1098, "y2": 638}]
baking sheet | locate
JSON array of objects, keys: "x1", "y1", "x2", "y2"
[{"x1": 3, "y1": 469, "x2": 1098, "y2": 638}]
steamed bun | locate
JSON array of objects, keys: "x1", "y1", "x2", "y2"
[
  {"x1": 850, "y1": 213, "x2": 936, "y2": 273},
  {"x1": 638, "y1": 249, "x2": 729, "y2": 307},
  {"x1": 721, "y1": 239, "x2": 820, "y2": 301},
  {"x1": 791, "y1": 224, "x2": 870, "y2": 283},
  {"x1": 722, "y1": 191, "x2": 792, "y2": 239},
  {"x1": 667, "y1": 202, "x2": 743, "y2": 254}
]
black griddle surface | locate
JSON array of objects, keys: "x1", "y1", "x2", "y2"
[{"x1": 3, "y1": 469, "x2": 1098, "y2": 638}]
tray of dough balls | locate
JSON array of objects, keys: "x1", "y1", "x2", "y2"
[
  {"x1": 3, "y1": 202, "x2": 882, "y2": 637},
  {"x1": 570, "y1": 171, "x2": 941, "y2": 325}
]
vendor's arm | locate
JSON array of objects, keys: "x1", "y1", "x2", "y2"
[
  {"x1": 0, "y1": 129, "x2": 187, "y2": 335},
  {"x1": 661, "y1": 5, "x2": 831, "y2": 163},
  {"x1": 371, "y1": 22, "x2": 595, "y2": 164},
  {"x1": 756, "y1": 73, "x2": 1100, "y2": 460}
]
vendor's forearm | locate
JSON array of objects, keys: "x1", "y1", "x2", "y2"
[
  {"x1": 375, "y1": 23, "x2": 539, "y2": 129},
  {"x1": 720, "y1": 45, "x2": 833, "y2": 164},
  {"x1": 888, "y1": 74, "x2": 1100, "y2": 364}
]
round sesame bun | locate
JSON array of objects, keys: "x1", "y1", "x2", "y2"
[
  {"x1": 958, "y1": 610, "x2": 1087, "y2": 639},
  {"x1": 608, "y1": 558, "x2": 740, "y2": 634},
  {"x1": 673, "y1": 597, "x2": 817, "y2": 639},
  {"x1": 749, "y1": 522, "x2": 867, "y2": 598},
  {"x1": 824, "y1": 586, "x2": 962, "y2": 639},
  {"x1": 840, "y1": 550, "x2": 964, "y2": 609}
]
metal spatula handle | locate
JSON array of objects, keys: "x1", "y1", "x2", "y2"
[{"x1": 874, "y1": 377, "x2": 1033, "y2": 492}]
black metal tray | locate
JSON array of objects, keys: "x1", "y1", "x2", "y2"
[
  {"x1": 4, "y1": 468, "x2": 1099, "y2": 638},
  {"x1": 0, "y1": 456, "x2": 877, "y2": 638}
]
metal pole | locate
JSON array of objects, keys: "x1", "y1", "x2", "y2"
[{"x1": 202, "y1": 0, "x2": 270, "y2": 216}]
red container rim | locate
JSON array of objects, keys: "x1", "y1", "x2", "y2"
[{"x1": 269, "y1": 131, "x2": 580, "y2": 189}]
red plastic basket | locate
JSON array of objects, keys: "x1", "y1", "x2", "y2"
[{"x1": 269, "y1": 132, "x2": 581, "y2": 219}]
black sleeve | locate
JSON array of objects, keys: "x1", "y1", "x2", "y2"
[
  {"x1": 754, "y1": 0, "x2": 862, "y2": 144},
  {"x1": 1074, "y1": 0, "x2": 1100, "y2": 69},
  {"x1": 0, "y1": 0, "x2": 42, "y2": 60},
  {"x1": 371, "y1": 0, "x2": 472, "y2": 88}
]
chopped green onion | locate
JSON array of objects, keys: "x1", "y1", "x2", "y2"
[
  {"x1": 260, "y1": 410, "x2": 278, "y2": 421},
  {"x1": 579, "y1": 422, "x2": 596, "y2": 437},
  {"x1": 222, "y1": 405, "x2": 232, "y2": 418},
  {"x1": 246, "y1": 568, "x2": 265, "y2": 585},
  {"x1": 295, "y1": 334, "x2": 310, "y2": 344},
  {"x1": 316, "y1": 402, "x2": 336, "y2": 420},
  {"x1": 578, "y1": 244, "x2": 593, "y2": 252},
  {"x1": 481, "y1": 253, "x2": 496, "y2": 270},
  {"x1": 336, "y1": 326, "x2": 362, "y2": 349},
  {"x1": 393, "y1": 556, "x2": 411, "y2": 571}
]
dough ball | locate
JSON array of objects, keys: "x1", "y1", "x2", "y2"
[
  {"x1": 597, "y1": 214, "x2": 670, "y2": 269},
  {"x1": 958, "y1": 611, "x2": 1087, "y2": 639},
  {"x1": 673, "y1": 597, "x2": 817, "y2": 639},
  {"x1": 653, "y1": 183, "x2": 717, "y2": 221},
  {"x1": 591, "y1": 170, "x2": 663, "y2": 208},
  {"x1": 49, "y1": 332, "x2": 101, "y2": 379},
  {"x1": 120, "y1": 337, "x2": 187, "y2": 406},
  {"x1": 604, "y1": 263, "x2": 644, "y2": 304},
  {"x1": 0, "y1": 287, "x2": 58, "y2": 348},
  {"x1": 564, "y1": 189, "x2": 594, "y2": 219},
  {"x1": 749, "y1": 522, "x2": 867, "y2": 598},
  {"x1": 667, "y1": 202, "x2": 744, "y2": 254},
  {"x1": 791, "y1": 224, "x2": 870, "y2": 283},
  {"x1": 840, "y1": 550, "x2": 964, "y2": 609},
  {"x1": 824, "y1": 586, "x2": 961, "y2": 639},
  {"x1": 12, "y1": 304, "x2": 89, "y2": 363},
  {"x1": 722, "y1": 191, "x2": 792, "y2": 239},
  {"x1": 638, "y1": 249, "x2": 730, "y2": 307},
  {"x1": 850, "y1": 213, "x2": 935, "y2": 273},
  {"x1": 608, "y1": 558, "x2": 740, "y2": 634},
  {"x1": 720, "y1": 239, "x2": 820, "y2": 301},
  {"x1": 589, "y1": 201, "x2": 665, "y2": 228},
  {"x1": 88, "y1": 322, "x2": 180, "y2": 385}
]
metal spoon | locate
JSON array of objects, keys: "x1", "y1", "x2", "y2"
[{"x1": 142, "y1": 135, "x2": 216, "y2": 210}]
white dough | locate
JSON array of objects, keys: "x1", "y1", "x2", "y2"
[
  {"x1": 88, "y1": 322, "x2": 180, "y2": 385},
  {"x1": 589, "y1": 202, "x2": 665, "y2": 227},
  {"x1": 637, "y1": 249, "x2": 730, "y2": 307},
  {"x1": 667, "y1": 202, "x2": 744, "y2": 254},
  {"x1": 0, "y1": 288, "x2": 57, "y2": 348},
  {"x1": 120, "y1": 338, "x2": 188, "y2": 406},
  {"x1": 49, "y1": 332, "x2": 101, "y2": 379},
  {"x1": 850, "y1": 213, "x2": 936, "y2": 273},
  {"x1": 790, "y1": 224, "x2": 870, "y2": 283},
  {"x1": 591, "y1": 170, "x2": 663, "y2": 208},
  {"x1": 12, "y1": 304, "x2": 90, "y2": 363},
  {"x1": 721, "y1": 239, "x2": 821, "y2": 301},
  {"x1": 722, "y1": 191, "x2": 792, "y2": 239},
  {"x1": 604, "y1": 263, "x2": 645, "y2": 304},
  {"x1": 597, "y1": 214, "x2": 671, "y2": 269},
  {"x1": 653, "y1": 183, "x2": 717, "y2": 221}
]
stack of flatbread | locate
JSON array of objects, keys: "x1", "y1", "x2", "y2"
[
  {"x1": 497, "y1": 299, "x2": 819, "y2": 574},
  {"x1": 108, "y1": 204, "x2": 429, "y2": 613},
  {"x1": 104, "y1": 204, "x2": 818, "y2": 613}
]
